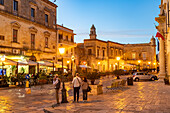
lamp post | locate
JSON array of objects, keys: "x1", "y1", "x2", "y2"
[
  {"x1": 67, "y1": 60, "x2": 70, "y2": 71},
  {"x1": 116, "y1": 57, "x2": 120, "y2": 70},
  {"x1": 148, "y1": 62, "x2": 151, "y2": 70},
  {"x1": 138, "y1": 60, "x2": 141, "y2": 71},
  {"x1": 98, "y1": 62, "x2": 100, "y2": 71},
  {"x1": 71, "y1": 56, "x2": 75, "y2": 76},
  {"x1": 59, "y1": 45, "x2": 68, "y2": 103}
]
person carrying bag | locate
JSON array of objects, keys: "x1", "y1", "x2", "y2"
[
  {"x1": 82, "y1": 77, "x2": 90, "y2": 102},
  {"x1": 72, "y1": 73, "x2": 82, "y2": 102},
  {"x1": 53, "y1": 74, "x2": 61, "y2": 104}
]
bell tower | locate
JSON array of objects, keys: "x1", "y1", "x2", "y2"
[{"x1": 89, "y1": 24, "x2": 97, "y2": 39}]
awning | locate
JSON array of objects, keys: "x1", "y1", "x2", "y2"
[
  {"x1": 27, "y1": 60, "x2": 38, "y2": 66},
  {"x1": 37, "y1": 61, "x2": 54, "y2": 67},
  {"x1": 123, "y1": 64, "x2": 136, "y2": 67},
  {"x1": 79, "y1": 65, "x2": 91, "y2": 68},
  {"x1": 0, "y1": 58, "x2": 17, "y2": 65},
  {"x1": 55, "y1": 64, "x2": 67, "y2": 69}
]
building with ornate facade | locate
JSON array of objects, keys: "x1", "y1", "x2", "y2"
[
  {"x1": 57, "y1": 24, "x2": 76, "y2": 72},
  {"x1": 155, "y1": 0, "x2": 170, "y2": 78},
  {"x1": 76, "y1": 25, "x2": 156, "y2": 72},
  {"x1": 0, "y1": 0, "x2": 58, "y2": 75}
]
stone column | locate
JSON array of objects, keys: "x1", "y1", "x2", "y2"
[{"x1": 159, "y1": 38, "x2": 166, "y2": 78}]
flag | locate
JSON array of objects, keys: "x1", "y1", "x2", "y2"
[{"x1": 155, "y1": 32, "x2": 165, "y2": 40}]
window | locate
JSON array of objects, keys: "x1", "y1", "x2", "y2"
[
  {"x1": 142, "y1": 53, "x2": 146, "y2": 60},
  {"x1": 13, "y1": 0, "x2": 18, "y2": 11},
  {"x1": 120, "y1": 50, "x2": 122, "y2": 56},
  {"x1": 53, "y1": 46, "x2": 55, "y2": 49},
  {"x1": 0, "y1": 0, "x2": 4, "y2": 5},
  {"x1": 103, "y1": 50, "x2": 105, "y2": 57},
  {"x1": 0, "y1": 35, "x2": 4, "y2": 40},
  {"x1": 71, "y1": 36, "x2": 74, "y2": 42},
  {"x1": 88, "y1": 49, "x2": 92, "y2": 55},
  {"x1": 59, "y1": 34, "x2": 63, "y2": 39},
  {"x1": 45, "y1": 14, "x2": 48, "y2": 23},
  {"x1": 115, "y1": 50, "x2": 118, "y2": 56},
  {"x1": 132, "y1": 53, "x2": 136, "y2": 60},
  {"x1": 31, "y1": 34, "x2": 35, "y2": 49},
  {"x1": 66, "y1": 35, "x2": 68, "y2": 41},
  {"x1": 111, "y1": 49, "x2": 113, "y2": 56},
  {"x1": 45, "y1": 37, "x2": 48, "y2": 48},
  {"x1": 71, "y1": 48, "x2": 73, "y2": 55},
  {"x1": 97, "y1": 49, "x2": 99, "y2": 57},
  {"x1": 13, "y1": 29, "x2": 18, "y2": 42},
  {"x1": 31, "y1": 8, "x2": 35, "y2": 18}
]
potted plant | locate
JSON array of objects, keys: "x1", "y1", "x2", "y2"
[
  {"x1": 39, "y1": 72, "x2": 47, "y2": 84},
  {"x1": 86, "y1": 72, "x2": 100, "y2": 85},
  {"x1": 113, "y1": 69, "x2": 124, "y2": 79},
  {"x1": 86, "y1": 72, "x2": 103, "y2": 95}
]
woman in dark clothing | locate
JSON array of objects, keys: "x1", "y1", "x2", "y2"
[{"x1": 81, "y1": 77, "x2": 88, "y2": 102}]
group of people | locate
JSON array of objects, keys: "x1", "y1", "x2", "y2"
[{"x1": 53, "y1": 73, "x2": 89, "y2": 104}]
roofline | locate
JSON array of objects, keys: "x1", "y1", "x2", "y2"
[
  {"x1": 124, "y1": 43, "x2": 150, "y2": 46},
  {"x1": 41, "y1": 0, "x2": 58, "y2": 8},
  {"x1": 84, "y1": 39, "x2": 107, "y2": 43},
  {"x1": 57, "y1": 24, "x2": 76, "y2": 35},
  {"x1": 107, "y1": 40, "x2": 124, "y2": 45}
]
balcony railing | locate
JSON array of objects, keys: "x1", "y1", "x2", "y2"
[{"x1": 59, "y1": 39, "x2": 75, "y2": 45}]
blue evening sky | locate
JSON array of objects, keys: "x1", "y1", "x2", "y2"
[{"x1": 51, "y1": 0, "x2": 160, "y2": 44}]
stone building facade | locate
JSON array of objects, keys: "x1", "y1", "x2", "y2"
[
  {"x1": 155, "y1": 0, "x2": 170, "y2": 78},
  {"x1": 76, "y1": 25, "x2": 156, "y2": 72},
  {"x1": 0, "y1": 0, "x2": 57, "y2": 74},
  {"x1": 124, "y1": 37, "x2": 156, "y2": 70},
  {"x1": 57, "y1": 24, "x2": 76, "y2": 71}
]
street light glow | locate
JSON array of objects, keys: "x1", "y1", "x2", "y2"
[
  {"x1": 116, "y1": 57, "x2": 120, "y2": 61},
  {"x1": 148, "y1": 62, "x2": 151, "y2": 64},
  {"x1": 59, "y1": 46, "x2": 65, "y2": 55},
  {"x1": 71, "y1": 56, "x2": 75, "y2": 61},
  {"x1": 1, "y1": 55, "x2": 5, "y2": 61},
  {"x1": 67, "y1": 61, "x2": 70, "y2": 64},
  {"x1": 98, "y1": 62, "x2": 100, "y2": 65},
  {"x1": 138, "y1": 60, "x2": 141, "y2": 63}
]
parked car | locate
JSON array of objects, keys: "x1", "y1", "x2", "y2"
[{"x1": 133, "y1": 72, "x2": 158, "y2": 81}]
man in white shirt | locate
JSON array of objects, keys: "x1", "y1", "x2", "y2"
[
  {"x1": 72, "y1": 73, "x2": 82, "y2": 102},
  {"x1": 53, "y1": 74, "x2": 61, "y2": 104}
]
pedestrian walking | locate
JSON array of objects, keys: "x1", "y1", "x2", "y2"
[
  {"x1": 72, "y1": 73, "x2": 82, "y2": 102},
  {"x1": 82, "y1": 77, "x2": 88, "y2": 102},
  {"x1": 53, "y1": 74, "x2": 61, "y2": 104}
]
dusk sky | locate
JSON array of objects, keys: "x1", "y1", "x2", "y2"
[{"x1": 51, "y1": 0, "x2": 160, "y2": 44}]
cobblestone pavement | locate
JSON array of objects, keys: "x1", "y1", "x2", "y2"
[{"x1": 1, "y1": 76, "x2": 170, "y2": 113}]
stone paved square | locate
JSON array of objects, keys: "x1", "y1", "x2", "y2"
[{"x1": 1, "y1": 76, "x2": 170, "y2": 113}]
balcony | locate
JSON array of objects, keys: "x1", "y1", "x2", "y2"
[{"x1": 59, "y1": 39, "x2": 76, "y2": 46}]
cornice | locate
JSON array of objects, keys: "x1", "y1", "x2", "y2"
[{"x1": 155, "y1": 15, "x2": 166, "y2": 24}]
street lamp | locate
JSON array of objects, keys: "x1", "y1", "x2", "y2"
[
  {"x1": 138, "y1": 60, "x2": 141, "y2": 71},
  {"x1": 71, "y1": 56, "x2": 75, "y2": 76},
  {"x1": 1, "y1": 55, "x2": 5, "y2": 77},
  {"x1": 148, "y1": 62, "x2": 151, "y2": 69},
  {"x1": 67, "y1": 61, "x2": 70, "y2": 71},
  {"x1": 98, "y1": 62, "x2": 100, "y2": 71},
  {"x1": 116, "y1": 57, "x2": 120, "y2": 70},
  {"x1": 59, "y1": 45, "x2": 68, "y2": 103}
]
